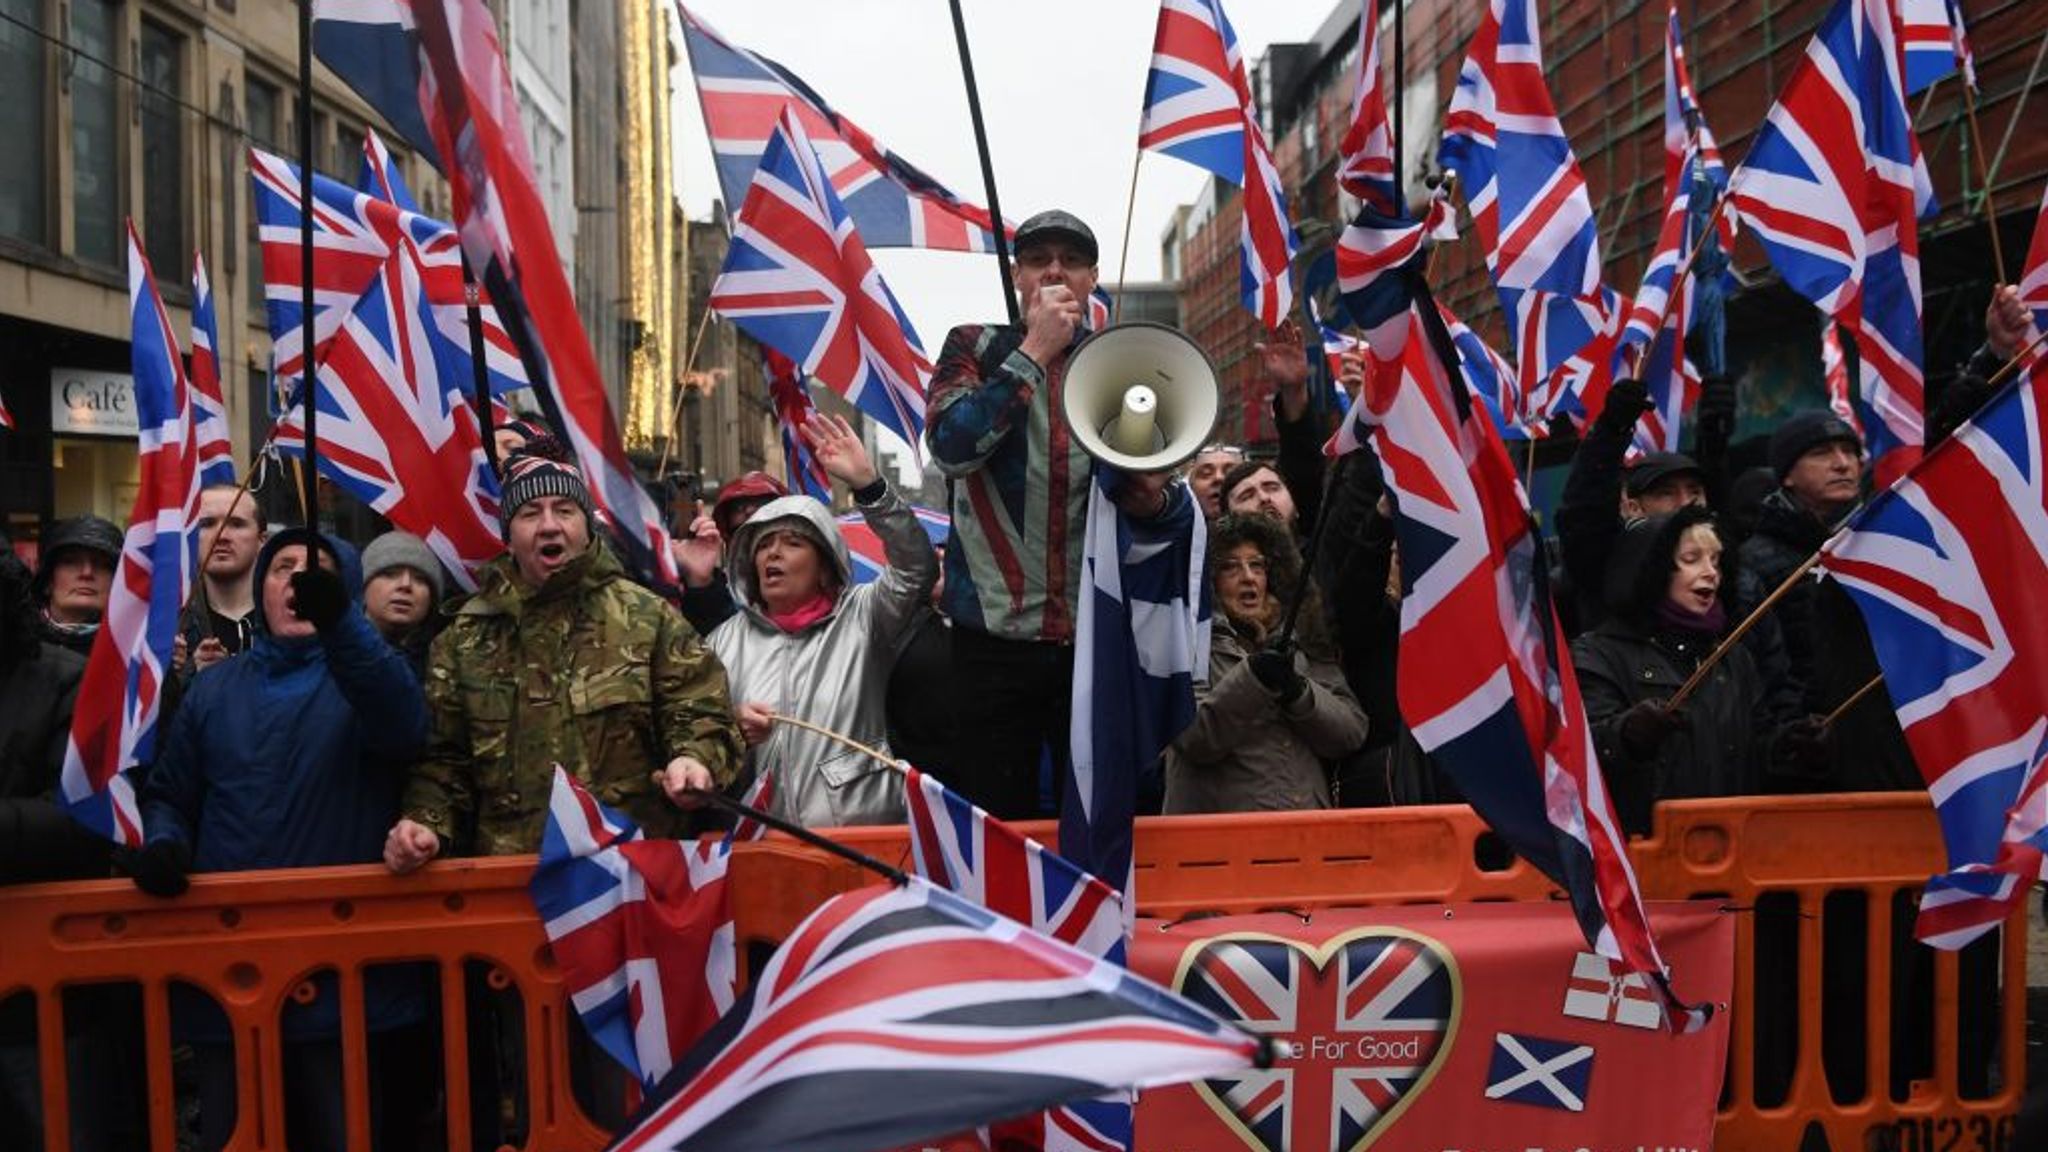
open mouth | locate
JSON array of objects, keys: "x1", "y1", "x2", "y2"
[{"x1": 537, "y1": 541, "x2": 567, "y2": 563}]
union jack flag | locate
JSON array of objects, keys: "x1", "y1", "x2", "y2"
[
  {"x1": 1089, "y1": 286, "x2": 1114, "y2": 333},
  {"x1": 254, "y1": 149, "x2": 505, "y2": 588},
  {"x1": 188, "y1": 254, "x2": 235, "y2": 486},
  {"x1": 1438, "y1": 0, "x2": 1610, "y2": 423},
  {"x1": 1823, "y1": 319, "x2": 1866, "y2": 434},
  {"x1": 1730, "y1": 0, "x2": 1932, "y2": 487},
  {"x1": 711, "y1": 108, "x2": 930, "y2": 461},
  {"x1": 2019, "y1": 182, "x2": 2048, "y2": 335},
  {"x1": 678, "y1": 5, "x2": 1001, "y2": 252},
  {"x1": 1901, "y1": 0, "x2": 1976, "y2": 94},
  {"x1": 1337, "y1": 0, "x2": 1400, "y2": 214},
  {"x1": 60, "y1": 224, "x2": 203, "y2": 847},
  {"x1": 1177, "y1": 933, "x2": 1453, "y2": 1152},
  {"x1": 835, "y1": 506, "x2": 949, "y2": 586},
  {"x1": 610, "y1": 878, "x2": 1262, "y2": 1152},
  {"x1": 904, "y1": 765, "x2": 1129, "y2": 1151},
  {"x1": 1139, "y1": 0, "x2": 1299, "y2": 327},
  {"x1": 311, "y1": 0, "x2": 439, "y2": 164},
  {"x1": 1819, "y1": 364, "x2": 2048, "y2": 948},
  {"x1": 529, "y1": 766, "x2": 774, "y2": 1086},
  {"x1": 1341, "y1": 284, "x2": 1699, "y2": 1028},
  {"x1": 764, "y1": 346, "x2": 831, "y2": 501}
]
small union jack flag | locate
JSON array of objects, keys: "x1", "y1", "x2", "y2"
[
  {"x1": 711, "y1": 107, "x2": 930, "y2": 462},
  {"x1": 188, "y1": 254, "x2": 235, "y2": 486},
  {"x1": 1731, "y1": 0, "x2": 1932, "y2": 486},
  {"x1": 763, "y1": 347, "x2": 831, "y2": 501},
  {"x1": 60, "y1": 224, "x2": 204, "y2": 847},
  {"x1": 1822, "y1": 319, "x2": 1866, "y2": 435},
  {"x1": 1139, "y1": 0, "x2": 1299, "y2": 326},
  {"x1": 1901, "y1": 0, "x2": 1976, "y2": 94},
  {"x1": 2019, "y1": 182, "x2": 2048, "y2": 336},
  {"x1": 1336, "y1": 0, "x2": 1400, "y2": 214},
  {"x1": 835, "y1": 506, "x2": 948, "y2": 586}
]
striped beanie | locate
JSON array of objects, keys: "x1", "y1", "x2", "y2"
[{"x1": 498, "y1": 436, "x2": 594, "y2": 535}]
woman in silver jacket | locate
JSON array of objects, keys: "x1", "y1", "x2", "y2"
[{"x1": 708, "y1": 414, "x2": 938, "y2": 828}]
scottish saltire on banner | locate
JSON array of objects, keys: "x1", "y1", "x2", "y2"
[
  {"x1": 311, "y1": 0, "x2": 439, "y2": 164},
  {"x1": 1900, "y1": 0, "x2": 1976, "y2": 94},
  {"x1": 610, "y1": 879, "x2": 1262, "y2": 1152},
  {"x1": 1139, "y1": 0, "x2": 1300, "y2": 326},
  {"x1": 254, "y1": 149, "x2": 505, "y2": 588},
  {"x1": 188, "y1": 254, "x2": 235, "y2": 486},
  {"x1": 2020, "y1": 183, "x2": 2048, "y2": 335},
  {"x1": 1066, "y1": 476, "x2": 1208, "y2": 911},
  {"x1": 677, "y1": 4, "x2": 1001, "y2": 253},
  {"x1": 1343, "y1": 283, "x2": 1698, "y2": 1028},
  {"x1": 711, "y1": 109, "x2": 930, "y2": 462},
  {"x1": 60, "y1": 226, "x2": 203, "y2": 847},
  {"x1": 1819, "y1": 367, "x2": 2048, "y2": 948},
  {"x1": 531, "y1": 767, "x2": 775, "y2": 1086},
  {"x1": 1730, "y1": 0, "x2": 1931, "y2": 487},
  {"x1": 764, "y1": 347, "x2": 831, "y2": 501},
  {"x1": 905, "y1": 765, "x2": 1132, "y2": 1152},
  {"x1": 1336, "y1": 0, "x2": 1399, "y2": 213},
  {"x1": 1438, "y1": 0, "x2": 1610, "y2": 422},
  {"x1": 835, "y1": 507, "x2": 948, "y2": 586}
]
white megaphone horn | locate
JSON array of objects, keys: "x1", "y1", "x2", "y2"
[{"x1": 1061, "y1": 322, "x2": 1221, "y2": 473}]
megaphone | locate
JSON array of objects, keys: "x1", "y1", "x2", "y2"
[{"x1": 1062, "y1": 322, "x2": 1221, "y2": 472}]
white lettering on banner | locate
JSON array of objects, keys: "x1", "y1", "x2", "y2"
[{"x1": 49, "y1": 368, "x2": 139, "y2": 437}]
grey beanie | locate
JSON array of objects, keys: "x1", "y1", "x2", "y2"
[{"x1": 361, "y1": 531, "x2": 445, "y2": 600}]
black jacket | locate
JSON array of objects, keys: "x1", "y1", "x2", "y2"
[{"x1": 0, "y1": 638, "x2": 111, "y2": 884}]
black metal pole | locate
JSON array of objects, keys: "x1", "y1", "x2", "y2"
[
  {"x1": 687, "y1": 788, "x2": 908, "y2": 887},
  {"x1": 946, "y1": 0, "x2": 1019, "y2": 326},
  {"x1": 463, "y1": 258, "x2": 498, "y2": 474},
  {"x1": 1274, "y1": 451, "x2": 1350, "y2": 650},
  {"x1": 297, "y1": 0, "x2": 319, "y2": 542},
  {"x1": 1392, "y1": 0, "x2": 1405, "y2": 204}
]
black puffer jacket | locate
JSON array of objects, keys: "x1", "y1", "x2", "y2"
[
  {"x1": 0, "y1": 552, "x2": 110, "y2": 883},
  {"x1": 1571, "y1": 508, "x2": 1778, "y2": 834}
]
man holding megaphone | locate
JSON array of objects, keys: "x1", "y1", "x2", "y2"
[{"x1": 927, "y1": 209, "x2": 1186, "y2": 821}]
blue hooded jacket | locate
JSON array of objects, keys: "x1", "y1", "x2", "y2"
[{"x1": 141, "y1": 529, "x2": 429, "y2": 1039}]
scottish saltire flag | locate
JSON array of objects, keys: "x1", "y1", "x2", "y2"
[
  {"x1": 764, "y1": 347, "x2": 831, "y2": 501},
  {"x1": 1344, "y1": 285, "x2": 1699, "y2": 1028},
  {"x1": 310, "y1": 0, "x2": 439, "y2": 164},
  {"x1": 2020, "y1": 183, "x2": 2048, "y2": 335},
  {"x1": 531, "y1": 767, "x2": 776, "y2": 1086},
  {"x1": 711, "y1": 109, "x2": 930, "y2": 463},
  {"x1": 254, "y1": 149, "x2": 505, "y2": 588},
  {"x1": 609, "y1": 879, "x2": 1262, "y2": 1152},
  {"x1": 1438, "y1": 0, "x2": 1610, "y2": 423},
  {"x1": 835, "y1": 506, "x2": 948, "y2": 586},
  {"x1": 905, "y1": 765, "x2": 1132, "y2": 1152},
  {"x1": 60, "y1": 225, "x2": 203, "y2": 847},
  {"x1": 678, "y1": 5, "x2": 1001, "y2": 253},
  {"x1": 1139, "y1": 0, "x2": 1300, "y2": 326},
  {"x1": 1730, "y1": 0, "x2": 1932, "y2": 487},
  {"x1": 1337, "y1": 0, "x2": 1400, "y2": 213},
  {"x1": 1819, "y1": 365, "x2": 2048, "y2": 948},
  {"x1": 187, "y1": 254, "x2": 235, "y2": 487},
  {"x1": 1066, "y1": 475, "x2": 1207, "y2": 916},
  {"x1": 1900, "y1": 0, "x2": 1976, "y2": 94}
]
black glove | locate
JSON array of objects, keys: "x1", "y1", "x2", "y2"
[
  {"x1": 1772, "y1": 715, "x2": 1832, "y2": 782},
  {"x1": 123, "y1": 839, "x2": 191, "y2": 898},
  {"x1": 1696, "y1": 375, "x2": 1736, "y2": 434},
  {"x1": 1247, "y1": 647, "x2": 1309, "y2": 706},
  {"x1": 1616, "y1": 699, "x2": 1687, "y2": 758},
  {"x1": 289, "y1": 566, "x2": 349, "y2": 631},
  {"x1": 1594, "y1": 377, "x2": 1651, "y2": 434}
]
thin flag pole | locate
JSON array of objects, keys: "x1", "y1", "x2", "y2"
[
  {"x1": 1959, "y1": 81, "x2": 2007, "y2": 283},
  {"x1": 1112, "y1": 149, "x2": 1143, "y2": 323},
  {"x1": 654, "y1": 307, "x2": 717, "y2": 479},
  {"x1": 945, "y1": 0, "x2": 1019, "y2": 326},
  {"x1": 1392, "y1": 0, "x2": 1404, "y2": 200},
  {"x1": 681, "y1": 786, "x2": 909, "y2": 886},
  {"x1": 463, "y1": 259, "x2": 498, "y2": 475},
  {"x1": 296, "y1": 0, "x2": 319, "y2": 547}
]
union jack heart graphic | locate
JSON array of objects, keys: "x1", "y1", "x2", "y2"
[{"x1": 1172, "y1": 928, "x2": 1461, "y2": 1152}]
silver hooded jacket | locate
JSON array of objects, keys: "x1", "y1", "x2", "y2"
[{"x1": 709, "y1": 485, "x2": 938, "y2": 828}]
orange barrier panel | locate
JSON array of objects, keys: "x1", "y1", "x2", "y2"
[{"x1": 0, "y1": 794, "x2": 2025, "y2": 1151}]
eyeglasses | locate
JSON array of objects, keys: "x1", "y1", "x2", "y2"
[{"x1": 1014, "y1": 246, "x2": 1094, "y2": 271}]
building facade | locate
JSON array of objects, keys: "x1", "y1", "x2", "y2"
[{"x1": 676, "y1": 202, "x2": 779, "y2": 501}]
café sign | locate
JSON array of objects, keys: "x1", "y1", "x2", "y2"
[{"x1": 50, "y1": 368, "x2": 138, "y2": 437}]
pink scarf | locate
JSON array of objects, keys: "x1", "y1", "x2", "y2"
[{"x1": 766, "y1": 591, "x2": 836, "y2": 633}]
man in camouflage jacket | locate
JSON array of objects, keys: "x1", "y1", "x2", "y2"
[{"x1": 384, "y1": 443, "x2": 743, "y2": 868}]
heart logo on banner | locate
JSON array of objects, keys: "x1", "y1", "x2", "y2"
[{"x1": 1170, "y1": 927, "x2": 1462, "y2": 1152}]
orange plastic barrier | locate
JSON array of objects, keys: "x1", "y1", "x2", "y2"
[{"x1": 0, "y1": 793, "x2": 2025, "y2": 1151}]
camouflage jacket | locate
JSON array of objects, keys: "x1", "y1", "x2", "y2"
[{"x1": 400, "y1": 542, "x2": 743, "y2": 855}]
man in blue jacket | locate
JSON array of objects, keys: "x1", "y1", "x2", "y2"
[{"x1": 130, "y1": 526, "x2": 429, "y2": 1151}]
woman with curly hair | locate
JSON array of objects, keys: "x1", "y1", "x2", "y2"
[{"x1": 1162, "y1": 515, "x2": 1369, "y2": 814}]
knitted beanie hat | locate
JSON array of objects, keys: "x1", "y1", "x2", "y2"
[{"x1": 498, "y1": 436, "x2": 594, "y2": 536}]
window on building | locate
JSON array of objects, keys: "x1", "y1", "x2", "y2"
[
  {"x1": 139, "y1": 21, "x2": 185, "y2": 279},
  {"x1": 0, "y1": 0, "x2": 47, "y2": 246},
  {"x1": 70, "y1": 0, "x2": 121, "y2": 268},
  {"x1": 246, "y1": 77, "x2": 281, "y2": 314}
]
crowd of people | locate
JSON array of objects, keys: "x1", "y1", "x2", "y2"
[{"x1": 0, "y1": 207, "x2": 2036, "y2": 1147}]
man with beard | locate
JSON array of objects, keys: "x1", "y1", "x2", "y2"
[{"x1": 179, "y1": 485, "x2": 265, "y2": 671}]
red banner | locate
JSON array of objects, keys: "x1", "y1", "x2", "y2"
[{"x1": 1129, "y1": 901, "x2": 1732, "y2": 1152}]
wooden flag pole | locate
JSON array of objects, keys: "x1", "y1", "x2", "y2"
[
  {"x1": 1959, "y1": 80, "x2": 2008, "y2": 284},
  {"x1": 1666, "y1": 550, "x2": 1822, "y2": 712},
  {"x1": 768, "y1": 711, "x2": 907, "y2": 775},
  {"x1": 654, "y1": 307, "x2": 717, "y2": 479},
  {"x1": 1112, "y1": 149, "x2": 1144, "y2": 324},
  {"x1": 946, "y1": 0, "x2": 1018, "y2": 326},
  {"x1": 1986, "y1": 329, "x2": 2048, "y2": 390},
  {"x1": 1821, "y1": 674, "x2": 1886, "y2": 730}
]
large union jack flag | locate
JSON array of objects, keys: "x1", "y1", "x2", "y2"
[
  {"x1": 610, "y1": 878, "x2": 1261, "y2": 1152},
  {"x1": 1730, "y1": 0, "x2": 1932, "y2": 487},
  {"x1": 188, "y1": 254, "x2": 235, "y2": 486},
  {"x1": 529, "y1": 766, "x2": 774, "y2": 1086},
  {"x1": 1139, "y1": 0, "x2": 1299, "y2": 327},
  {"x1": 1820, "y1": 364, "x2": 2048, "y2": 948},
  {"x1": 1178, "y1": 933, "x2": 1453, "y2": 1152},
  {"x1": 1438, "y1": 0, "x2": 1611, "y2": 425},
  {"x1": 711, "y1": 107, "x2": 930, "y2": 461},
  {"x1": 253, "y1": 148, "x2": 505, "y2": 588},
  {"x1": 1336, "y1": 0, "x2": 1399, "y2": 215},
  {"x1": 678, "y1": 5, "x2": 1001, "y2": 253},
  {"x1": 60, "y1": 225, "x2": 203, "y2": 847}
]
